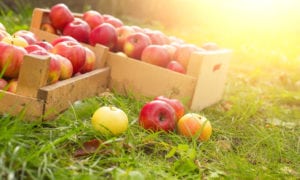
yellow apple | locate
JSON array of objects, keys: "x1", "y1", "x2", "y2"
[
  {"x1": 91, "y1": 106, "x2": 128, "y2": 135},
  {"x1": 2, "y1": 35, "x2": 28, "y2": 47}
]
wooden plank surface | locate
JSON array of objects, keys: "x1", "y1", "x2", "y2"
[{"x1": 107, "y1": 53, "x2": 197, "y2": 104}]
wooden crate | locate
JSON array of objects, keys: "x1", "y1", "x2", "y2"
[
  {"x1": 0, "y1": 48, "x2": 109, "y2": 121},
  {"x1": 30, "y1": 8, "x2": 231, "y2": 111}
]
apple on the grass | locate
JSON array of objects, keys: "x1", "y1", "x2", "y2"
[
  {"x1": 6, "y1": 78, "x2": 18, "y2": 93},
  {"x1": 41, "y1": 23, "x2": 57, "y2": 34},
  {"x1": 49, "y1": 3, "x2": 74, "y2": 31},
  {"x1": 56, "y1": 54, "x2": 73, "y2": 80},
  {"x1": 80, "y1": 47, "x2": 96, "y2": 73},
  {"x1": 0, "y1": 42, "x2": 26, "y2": 78},
  {"x1": 154, "y1": 96, "x2": 185, "y2": 121},
  {"x1": 139, "y1": 100, "x2": 176, "y2": 132},
  {"x1": 115, "y1": 26, "x2": 135, "y2": 52},
  {"x1": 51, "y1": 36, "x2": 77, "y2": 46},
  {"x1": 141, "y1": 45, "x2": 171, "y2": 67},
  {"x1": 91, "y1": 106, "x2": 128, "y2": 136},
  {"x1": 123, "y1": 32, "x2": 151, "y2": 60},
  {"x1": 0, "y1": 78, "x2": 8, "y2": 90},
  {"x1": 177, "y1": 113, "x2": 212, "y2": 141},
  {"x1": 82, "y1": 10, "x2": 104, "y2": 30},
  {"x1": 13, "y1": 30, "x2": 38, "y2": 45},
  {"x1": 173, "y1": 44, "x2": 204, "y2": 69},
  {"x1": 63, "y1": 18, "x2": 91, "y2": 43},
  {"x1": 166, "y1": 60, "x2": 186, "y2": 74},
  {"x1": 89, "y1": 23, "x2": 117, "y2": 51},
  {"x1": 2, "y1": 35, "x2": 28, "y2": 47},
  {"x1": 51, "y1": 41, "x2": 86, "y2": 74}
]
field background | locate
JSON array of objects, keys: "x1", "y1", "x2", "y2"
[{"x1": 0, "y1": 0, "x2": 299, "y2": 179}]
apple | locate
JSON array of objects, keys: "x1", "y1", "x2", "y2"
[
  {"x1": 91, "y1": 106, "x2": 128, "y2": 135},
  {"x1": 123, "y1": 32, "x2": 151, "y2": 59},
  {"x1": 177, "y1": 113, "x2": 212, "y2": 141},
  {"x1": 6, "y1": 78, "x2": 18, "y2": 93},
  {"x1": 163, "y1": 44, "x2": 177, "y2": 60},
  {"x1": 51, "y1": 41, "x2": 86, "y2": 74},
  {"x1": 0, "y1": 78, "x2": 8, "y2": 90},
  {"x1": 202, "y1": 42, "x2": 219, "y2": 51},
  {"x1": 56, "y1": 54, "x2": 73, "y2": 80},
  {"x1": 41, "y1": 23, "x2": 57, "y2": 34},
  {"x1": 13, "y1": 30, "x2": 38, "y2": 45},
  {"x1": 49, "y1": 3, "x2": 74, "y2": 30},
  {"x1": 0, "y1": 22, "x2": 6, "y2": 31},
  {"x1": 166, "y1": 60, "x2": 186, "y2": 74},
  {"x1": 82, "y1": 10, "x2": 104, "y2": 30},
  {"x1": 141, "y1": 45, "x2": 171, "y2": 67},
  {"x1": 138, "y1": 100, "x2": 176, "y2": 132},
  {"x1": 0, "y1": 42, "x2": 26, "y2": 78},
  {"x1": 25, "y1": 44, "x2": 47, "y2": 53},
  {"x1": 80, "y1": 47, "x2": 96, "y2": 73},
  {"x1": 63, "y1": 18, "x2": 91, "y2": 43},
  {"x1": 89, "y1": 23, "x2": 117, "y2": 51},
  {"x1": 0, "y1": 30, "x2": 10, "y2": 41},
  {"x1": 154, "y1": 96, "x2": 185, "y2": 121},
  {"x1": 173, "y1": 44, "x2": 203, "y2": 69},
  {"x1": 104, "y1": 16, "x2": 124, "y2": 28},
  {"x1": 115, "y1": 26, "x2": 135, "y2": 52},
  {"x1": 145, "y1": 30, "x2": 169, "y2": 45},
  {"x1": 2, "y1": 35, "x2": 28, "y2": 47},
  {"x1": 34, "y1": 40, "x2": 54, "y2": 51},
  {"x1": 131, "y1": 25, "x2": 144, "y2": 33},
  {"x1": 30, "y1": 50, "x2": 61, "y2": 84},
  {"x1": 51, "y1": 36, "x2": 77, "y2": 46}
]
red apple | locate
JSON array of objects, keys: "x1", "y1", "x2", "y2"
[
  {"x1": 104, "y1": 16, "x2": 124, "y2": 28},
  {"x1": 51, "y1": 36, "x2": 77, "y2": 46},
  {"x1": 0, "y1": 78, "x2": 8, "y2": 90},
  {"x1": 139, "y1": 100, "x2": 176, "y2": 132},
  {"x1": 34, "y1": 40, "x2": 54, "y2": 51},
  {"x1": 89, "y1": 23, "x2": 117, "y2": 51},
  {"x1": 123, "y1": 32, "x2": 151, "y2": 60},
  {"x1": 51, "y1": 41, "x2": 86, "y2": 74},
  {"x1": 7, "y1": 78, "x2": 18, "y2": 93},
  {"x1": 0, "y1": 42, "x2": 26, "y2": 78},
  {"x1": 13, "y1": 30, "x2": 38, "y2": 45},
  {"x1": 41, "y1": 23, "x2": 57, "y2": 34},
  {"x1": 154, "y1": 96, "x2": 185, "y2": 121},
  {"x1": 49, "y1": 3, "x2": 74, "y2": 30},
  {"x1": 115, "y1": 26, "x2": 135, "y2": 52},
  {"x1": 30, "y1": 51, "x2": 61, "y2": 84},
  {"x1": 25, "y1": 44, "x2": 47, "y2": 53},
  {"x1": 145, "y1": 30, "x2": 169, "y2": 45},
  {"x1": 63, "y1": 18, "x2": 91, "y2": 43},
  {"x1": 141, "y1": 45, "x2": 171, "y2": 67},
  {"x1": 80, "y1": 47, "x2": 96, "y2": 73},
  {"x1": 82, "y1": 10, "x2": 104, "y2": 30},
  {"x1": 174, "y1": 44, "x2": 203, "y2": 69},
  {"x1": 55, "y1": 54, "x2": 73, "y2": 80},
  {"x1": 163, "y1": 44, "x2": 177, "y2": 60},
  {"x1": 166, "y1": 60, "x2": 186, "y2": 74},
  {"x1": 131, "y1": 25, "x2": 144, "y2": 33}
]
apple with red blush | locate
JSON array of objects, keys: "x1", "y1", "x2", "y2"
[
  {"x1": 55, "y1": 54, "x2": 73, "y2": 80},
  {"x1": 141, "y1": 45, "x2": 171, "y2": 67},
  {"x1": 154, "y1": 96, "x2": 185, "y2": 121},
  {"x1": 25, "y1": 44, "x2": 47, "y2": 53},
  {"x1": 89, "y1": 23, "x2": 117, "y2": 51},
  {"x1": 104, "y1": 16, "x2": 124, "y2": 28},
  {"x1": 80, "y1": 47, "x2": 96, "y2": 73},
  {"x1": 49, "y1": 3, "x2": 74, "y2": 31},
  {"x1": 123, "y1": 32, "x2": 151, "y2": 59},
  {"x1": 6, "y1": 78, "x2": 18, "y2": 93},
  {"x1": 82, "y1": 10, "x2": 104, "y2": 30},
  {"x1": 51, "y1": 36, "x2": 77, "y2": 46},
  {"x1": 63, "y1": 18, "x2": 91, "y2": 43},
  {"x1": 115, "y1": 26, "x2": 135, "y2": 52},
  {"x1": 51, "y1": 41, "x2": 86, "y2": 74},
  {"x1": 139, "y1": 100, "x2": 176, "y2": 132},
  {"x1": 34, "y1": 40, "x2": 53, "y2": 51},
  {"x1": 166, "y1": 61, "x2": 186, "y2": 74},
  {"x1": 0, "y1": 78, "x2": 8, "y2": 90},
  {"x1": 13, "y1": 30, "x2": 38, "y2": 45},
  {"x1": 174, "y1": 44, "x2": 204, "y2": 69}
]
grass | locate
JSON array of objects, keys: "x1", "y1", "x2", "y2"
[{"x1": 0, "y1": 4, "x2": 300, "y2": 180}]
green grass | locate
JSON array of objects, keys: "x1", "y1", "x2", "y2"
[{"x1": 0, "y1": 5, "x2": 300, "y2": 180}]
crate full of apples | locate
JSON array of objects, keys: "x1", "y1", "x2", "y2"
[
  {"x1": 0, "y1": 20, "x2": 109, "y2": 120},
  {"x1": 30, "y1": 3, "x2": 231, "y2": 111}
]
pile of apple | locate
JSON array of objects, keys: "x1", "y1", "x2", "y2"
[
  {"x1": 44, "y1": 3, "x2": 220, "y2": 74},
  {"x1": 0, "y1": 21, "x2": 96, "y2": 93}
]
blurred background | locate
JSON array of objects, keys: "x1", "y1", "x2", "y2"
[{"x1": 1, "y1": 0, "x2": 300, "y2": 63}]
